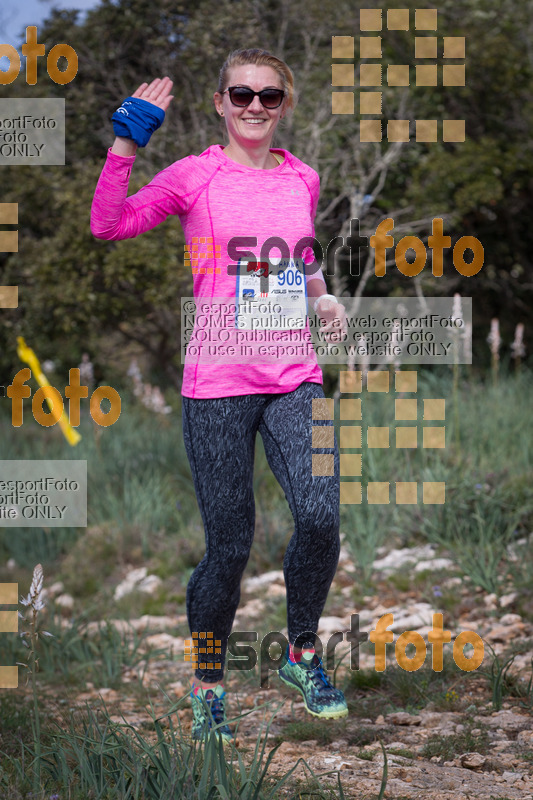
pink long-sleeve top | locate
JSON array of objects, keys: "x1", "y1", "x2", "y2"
[{"x1": 91, "y1": 143, "x2": 327, "y2": 398}]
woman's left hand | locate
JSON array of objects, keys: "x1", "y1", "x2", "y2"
[{"x1": 315, "y1": 296, "x2": 348, "y2": 342}]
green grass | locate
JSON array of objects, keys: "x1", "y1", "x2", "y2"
[
  {"x1": 421, "y1": 723, "x2": 490, "y2": 761},
  {"x1": 338, "y1": 369, "x2": 533, "y2": 593},
  {"x1": 347, "y1": 655, "x2": 473, "y2": 715},
  {"x1": 349, "y1": 669, "x2": 384, "y2": 692},
  {"x1": 0, "y1": 693, "x2": 33, "y2": 759},
  {"x1": 0, "y1": 689, "x2": 363, "y2": 799},
  {"x1": 0, "y1": 391, "x2": 200, "y2": 570},
  {"x1": 275, "y1": 719, "x2": 383, "y2": 749},
  {"x1": 0, "y1": 605, "x2": 171, "y2": 691},
  {"x1": 275, "y1": 720, "x2": 341, "y2": 746},
  {"x1": 386, "y1": 748, "x2": 415, "y2": 759}
]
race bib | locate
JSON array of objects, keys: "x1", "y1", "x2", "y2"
[{"x1": 235, "y1": 258, "x2": 308, "y2": 330}]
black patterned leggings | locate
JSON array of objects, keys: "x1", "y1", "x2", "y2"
[{"x1": 181, "y1": 380, "x2": 340, "y2": 683}]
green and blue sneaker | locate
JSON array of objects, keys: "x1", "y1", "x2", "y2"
[
  {"x1": 278, "y1": 645, "x2": 348, "y2": 719},
  {"x1": 190, "y1": 684, "x2": 235, "y2": 745}
]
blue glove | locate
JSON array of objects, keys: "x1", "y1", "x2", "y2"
[{"x1": 111, "y1": 96, "x2": 165, "y2": 147}]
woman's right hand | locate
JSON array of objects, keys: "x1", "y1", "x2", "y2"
[
  {"x1": 111, "y1": 77, "x2": 174, "y2": 157},
  {"x1": 132, "y1": 77, "x2": 174, "y2": 112}
]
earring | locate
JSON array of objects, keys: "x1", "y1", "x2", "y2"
[{"x1": 220, "y1": 112, "x2": 224, "y2": 116}]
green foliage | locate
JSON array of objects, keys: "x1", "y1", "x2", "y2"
[
  {"x1": 355, "y1": 749, "x2": 374, "y2": 761},
  {"x1": 342, "y1": 503, "x2": 391, "y2": 590},
  {"x1": 349, "y1": 669, "x2": 384, "y2": 692},
  {"x1": 339, "y1": 368, "x2": 533, "y2": 596},
  {"x1": 387, "y1": 748, "x2": 415, "y2": 759},
  {"x1": 421, "y1": 723, "x2": 490, "y2": 761},
  {"x1": 1, "y1": 606, "x2": 169, "y2": 690},
  {"x1": 276, "y1": 720, "x2": 339, "y2": 746},
  {"x1": 380, "y1": 658, "x2": 467, "y2": 713},
  {"x1": 0, "y1": 395, "x2": 205, "y2": 628},
  {"x1": 0, "y1": 693, "x2": 33, "y2": 759},
  {"x1": 346, "y1": 726, "x2": 384, "y2": 748},
  {"x1": 478, "y1": 645, "x2": 520, "y2": 712},
  {"x1": 275, "y1": 718, "x2": 382, "y2": 749},
  {"x1": 516, "y1": 659, "x2": 533, "y2": 711},
  {"x1": 0, "y1": 694, "x2": 355, "y2": 799},
  {"x1": 422, "y1": 489, "x2": 521, "y2": 594}
]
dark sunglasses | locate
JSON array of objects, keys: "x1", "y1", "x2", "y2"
[{"x1": 222, "y1": 86, "x2": 285, "y2": 109}]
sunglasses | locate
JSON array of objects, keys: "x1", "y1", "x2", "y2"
[{"x1": 222, "y1": 86, "x2": 285, "y2": 109}]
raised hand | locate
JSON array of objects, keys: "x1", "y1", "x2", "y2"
[
  {"x1": 111, "y1": 77, "x2": 174, "y2": 156},
  {"x1": 132, "y1": 77, "x2": 174, "y2": 112}
]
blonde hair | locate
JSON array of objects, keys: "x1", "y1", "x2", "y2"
[{"x1": 217, "y1": 48, "x2": 297, "y2": 111}]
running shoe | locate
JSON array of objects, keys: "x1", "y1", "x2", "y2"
[
  {"x1": 190, "y1": 684, "x2": 234, "y2": 745},
  {"x1": 278, "y1": 645, "x2": 348, "y2": 719}
]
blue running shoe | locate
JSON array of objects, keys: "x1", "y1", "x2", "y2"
[
  {"x1": 190, "y1": 684, "x2": 234, "y2": 745},
  {"x1": 278, "y1": 645, "x2": 348, "y2": 719}
]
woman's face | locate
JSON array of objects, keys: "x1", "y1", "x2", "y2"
[{"x1": 214, "y1": 63, "x2": 286, "y2": 149}]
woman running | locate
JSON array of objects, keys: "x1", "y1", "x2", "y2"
[{"x1": 91, "y1": 48, "x2": 348, "y2": 745}]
